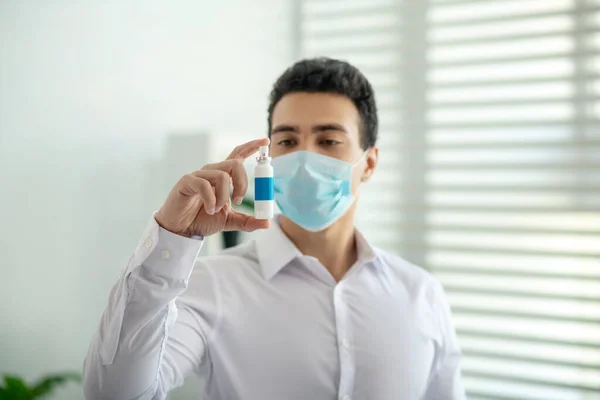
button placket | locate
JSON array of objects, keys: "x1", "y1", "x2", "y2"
[{"x1": 333, "y1": 284, "x2": 355, "y2": 400}]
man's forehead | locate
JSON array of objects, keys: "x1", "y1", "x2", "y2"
[{"x1": 272, "y1": 93, "x2": 360, "y2": 126}]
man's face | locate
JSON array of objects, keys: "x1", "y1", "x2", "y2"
[{"x1": 270, "y1": 92, "x2": 377, "y2": 193}]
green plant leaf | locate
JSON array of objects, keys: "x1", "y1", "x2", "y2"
[
  {"x1": 1, "y1": 375, "x2": 31, "y2": 400},
  {"x1": 3, "y1": 376, "x2": 29, "y2": 391},
  {"x1": 30, "y1": 373, "x2": 81, "y2": 398}
]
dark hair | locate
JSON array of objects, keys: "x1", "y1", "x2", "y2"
[{"x1": 267, "y1": 57, "x2": 378, "y2": 149}]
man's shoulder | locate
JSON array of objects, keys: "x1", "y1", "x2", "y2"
[
  {"x1": 374, "y1": 248, "x2": 448, "y2": 313},
  {"x1": 193, "y1": 240, "x2": 260, "y2": 276},
  {"x1": 374, "y1": 248, "x2": 440, "y2": 289}
]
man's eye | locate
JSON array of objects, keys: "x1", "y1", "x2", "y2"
[
  {"x1": 278, "y1": 139, "x2": 296, "y2": 146},
  {"x1": 321, "y1": 139, "x2": 341, "y2": 146}
]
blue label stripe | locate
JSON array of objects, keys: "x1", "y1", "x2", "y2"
[{"x1": 255, "y1": 177, "x2": 274, "y2": 201}]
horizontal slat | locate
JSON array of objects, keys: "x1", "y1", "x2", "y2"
[
  {"x1": 303, "y1": 4, "x2": 399, "y2": 20},
  {"x1": 429, "y1": 230, "x2": 600, "y2": 254},
  {"x1": 462, "y1": 349, "x2": 598, "y2": 371},
  {"x1": 429, "y1": 32, "x2": 573, "y2": 50},
  {"x1": 429, "y1": 102, "x2": 574, "y2": 123},
  {"x1": 429, "y1": 59, "x2": 574, "y2": 84},
  {"x1": 428, "y1": 124, "x2": 576, "y2": 143},
  {"x1": 303, "y1": 11, "x2": 401, "y2": 34},
  {"x1": 460, "y1": 334, "x2": 600, "y2": 368},
  {"x1": 442, "y1": 282, "x2": 600, "y2": 303},
  {"x1": 303, "y1": 0, "x2": 395, "y2": 10},
  {"x1": 431, "y1": 0, "x2": 505, "y2": 4},
  {"x1": 303, "y1": 30, "x2": 400, "y2": 53},
  {"x1": 431, "y1": 51, "x2": 597, "y2": 67},
  {"x1": 427, "y1": 162, "x2": 600, "y2": 169},
  {"x1": 427, "y1": 119, "x2": 600, "y2": 128},
  {"x1": 431, "y1": 75, "x2": 599, "y2": 87},
  {"x1": 429, "y1": 86, "x2": 575, "y2": 105},
  {"x1": 427, "y1": 140, "x2": 600, "y2": 148},
  {"x1": 427, "y1": 210, "x2": 600, "y2": 231},
  {"x1": 449, "y1": 292, "x2": 600, "y2": 322},
  {"x1": 465, "y1": 370, "x2": 600, "y2": 393},
  {"x1": 426, "y1": 184, "x2": 600, "y2": 192},
  {"x1": 427, "y1": 146, "x2": 600, "y2": 163},
  {"x1": 430, "y1": 14, "x2": 574, "y2": 42},
  {"x1": 430, "y1": 225, "x2": 600, "y2": 236},
  {"x1": 428, "y1": 249, "x2": 600, "y2": 278},
  {"x1": 436, "y1": 270, "x2": 600, "y2": 297},
  {"x1": 428, "y1": 169, "x2": 600, "y2": 187},
  {"x1": 429, "y1": 96, "x2": 586, "y2": 107},
  {"x1": 301, "y1": 25, "x2": 400, "y2": 40},
  {"x1": 463, "y1": 393, "x2": 530, "y2": 400},
  {"x1": 457, "y1": 329, "x2": 600, "y2": 349},
  {"x1": 463, "y1": 375, "x2": 596, "y2": 400},
  {"x1": 430, "y1": 35, "x2": 575, "y2": 63},
  {"x1": 434, "y1": 265, "x2": 600, "y2": 280},
  {"x1": 429, "y1": 0, "x2": 572, "y2": 22},
  {"x1": 428, "y1": 243, "x2": 600, "y2": 258},
  {"x1": 452, "y1": 306, "x2": 600, "y2": 324},
  {"x1": 431, "y1": 9, "x2": 600, "y2": 28},
  {"x1": 429, "y1": 30, "x2": 585, "y2": 45},
  {"x1": 304, "y1": 42, "x2": 400, "y2": 55},
  {"x1": 426, "y1": 204, "x2": 600, "y2": 214},
  {"x1": 463, "y1": 356, "x2": 600, "y2": 390},
  {"x1": 453, "y1": 313, "x2": 600, "y2": 345},
  {"x1": 308, "y1": 52, "x2": 401, "y2": 69}
]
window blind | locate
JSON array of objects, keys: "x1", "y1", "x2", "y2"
[{"x1": 300, "y1": 0, "x2": 600, "y2": 399}]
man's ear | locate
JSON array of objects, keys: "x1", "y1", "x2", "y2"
[{"x1": 362, "y1": 146, "x2": 379, "y2": 182}]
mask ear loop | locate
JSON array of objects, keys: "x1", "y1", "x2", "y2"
[
  {"x1": 353, "y1": 150, "x2": 369, "y2": 166},
  {"x1": 354, "y1": 149, "x2": 370, "y2": 181}
]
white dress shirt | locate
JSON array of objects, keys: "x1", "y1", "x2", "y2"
[{"x1": 83, "y1": 215, "x2": 466, "y2": 400}]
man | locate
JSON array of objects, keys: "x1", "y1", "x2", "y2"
[{"x1": 83, "y1": 58, "x2": 466, "y2": 399}]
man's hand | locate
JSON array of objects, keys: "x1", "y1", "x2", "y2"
[{"x1": 155, "y1": 138, "x2": 271, "y2": 237}]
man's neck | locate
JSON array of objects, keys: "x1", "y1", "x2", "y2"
[{"x1": 279, "y1": 209, "x2": 358, "y2": 282}]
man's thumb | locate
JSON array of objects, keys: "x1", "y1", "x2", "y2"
[{"x1": 225, "y1": 210, "x2": 271, "y2": 232}]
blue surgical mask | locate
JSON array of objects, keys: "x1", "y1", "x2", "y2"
[{"x1": 271, "y1": 150, "x2": 365, "y2": 232}]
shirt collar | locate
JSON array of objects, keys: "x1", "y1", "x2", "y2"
[
  {"x1": 255, "y1": 215, "x2": 379, "y2": 281},
  {"x1": 354, "y1": 227, "x2": 378, "y2": 265}
]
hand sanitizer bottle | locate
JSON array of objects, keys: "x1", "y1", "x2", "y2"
[{"x1": 254, "y1": 146, "x2": 274, "y2": 219}]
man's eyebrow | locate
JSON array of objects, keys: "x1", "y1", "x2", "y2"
[
  {"x1": 271, "y1": 124, "x2": 299, "y2": 134},
  {"x1": 312, "y1": 123, "x2": 347, "y2": 133}
]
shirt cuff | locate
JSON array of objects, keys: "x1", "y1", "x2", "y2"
[{"x1": 130, "y1": 215, "x2": 204, "y2": 280}]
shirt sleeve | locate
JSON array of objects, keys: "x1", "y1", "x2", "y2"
[
  {"x1": 83, "y1": 215, "x2": 210, "y2": 400},
  {"x1": 423, "y1": 280, "x2": 468, "y2": 400}
]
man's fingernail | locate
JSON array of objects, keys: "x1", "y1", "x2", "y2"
[
  {"x1": 234, "y1": 196, "x2": 243, "y2": 205},
  {"x1": 207, "y1": 207, "x2": 215, "y2": 215}
]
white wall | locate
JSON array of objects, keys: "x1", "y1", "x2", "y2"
[{"x1": 0, "y1": 1, "x2": 294, "y2": 398}]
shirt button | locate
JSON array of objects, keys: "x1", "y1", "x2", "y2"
[
  {"x1": 342, "y1": 338, "x2": 351, "y2": 348},
  {"x1": 160, "y1": 250, "x2": 170, "y2": 260},
  {"x1": 144, "y1": 238, "x2": 153, "y2": 248}
]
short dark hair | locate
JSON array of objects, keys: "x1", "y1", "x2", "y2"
[{"x1": 267, "y1": 57, "x2": 378, "y2": 149}]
